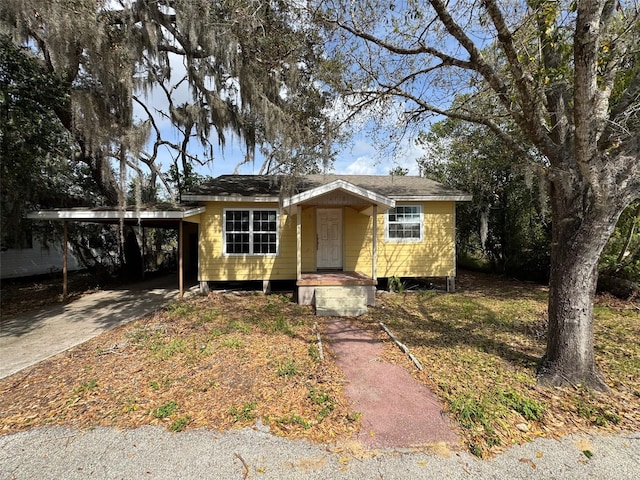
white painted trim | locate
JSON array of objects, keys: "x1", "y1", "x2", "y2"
[
  {"x1": 181, "y1": 194, "x2": 280, "y2": 202},
  {"x1": 296, "y1": 205, "x2": 302, "y2": 281},
  {"x1": 283, "y1": 180, "x2": 395, "y2": 210},
  {"x1": 391, "y1": 195, "x2": 473, "y2": 201},
  {"x1": 27, "y1": 207, "x2": 206, "y2": 220},
  {"x1": 384, "y1": 204, "x2": 424, "y2": 243},
  {"x1": 372, "y1": 205, "x2": 378, "y2": 280},
  {"x1": 222, "y1": 208, "x2": 279, "y2": 256}
]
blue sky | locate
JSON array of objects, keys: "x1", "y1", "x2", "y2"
[
  {"x1": 132, "y1": 49, "x2": 427, "y2": 181},
  {"x1": 135, "y1": 115, "x2": 427, "y2": 183},
  {"x1": 139, "y1": 108, "x2": 426, "y2": 180}
]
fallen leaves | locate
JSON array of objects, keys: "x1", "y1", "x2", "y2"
[
  {"x1": 1, "y1": 271, "x2": 638, "y2": 459},
  {"x1": 364, "y1": 272, "x2": 640, "y2": 457},
  {"x1": 0, "y1": 293, "x2": 358, "y2": 443}
]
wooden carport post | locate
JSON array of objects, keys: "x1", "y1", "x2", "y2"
[
  {"x1": 62, "y1": 220, "x2": 68, "y2": 301},
  {"x1": 178, "y1": 219, "x2": 184, "y2": 298}
]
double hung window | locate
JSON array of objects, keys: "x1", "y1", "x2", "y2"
[
  {"x1": 224, "y1": 209, "x2": 278, "y2": 254},
  {"x1": 386, "y1": 205, "x2": 423, "y2": 242}
]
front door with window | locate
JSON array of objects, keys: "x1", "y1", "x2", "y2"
[{"x1": 316, "y1": 208, "x2": 342, "y2": 269}]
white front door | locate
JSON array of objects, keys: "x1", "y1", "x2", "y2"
[{"x1": 316, "y1": 208, "x2": 343, "y2": 269}]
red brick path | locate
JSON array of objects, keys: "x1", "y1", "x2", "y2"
[{"x1": 324, "y1": 318, "x2": 459, "y2": 449}]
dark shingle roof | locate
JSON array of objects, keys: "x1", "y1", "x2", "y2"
[{"x1": 187, "y1": 174, "x2": 470, "y2": 200}]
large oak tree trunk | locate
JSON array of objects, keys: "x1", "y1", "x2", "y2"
[{"x1": 538, "y1": 184, "x2": 621, "y2": 390}]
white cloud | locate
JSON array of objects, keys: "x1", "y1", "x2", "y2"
[
  {"x1": 331, "y1": 129, "x2": 428, "y2": 176},
  {"x1": 340, "y1": 156, "x2": 379, "y2": 175}
]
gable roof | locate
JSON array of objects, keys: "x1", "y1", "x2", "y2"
[
  {"x1": 182, "y1": 174, "x2": 472, "y2": 202},
  {"x1": 283, "y1": 179, "x2": 396, "y2": 211}
]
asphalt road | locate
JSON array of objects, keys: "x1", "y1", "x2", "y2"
[{"x1": 1, "y1": 425, "x2": 639, "y2": 479}]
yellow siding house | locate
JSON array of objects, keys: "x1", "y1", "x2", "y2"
[{"x1": 182, "y1": 175, "x2": 471, "y2": 314}]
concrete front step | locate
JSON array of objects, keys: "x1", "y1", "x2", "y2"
[{"x1": 314, "y1": 286, "x2": 370, "y2": 317}]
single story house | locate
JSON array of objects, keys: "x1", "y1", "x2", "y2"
[
  {"x1": 27, "y1": 174, "x2": 471, "y2": 316},
  {"x1": 183, "y1": 174, "x2": 471, "y2": 315}
]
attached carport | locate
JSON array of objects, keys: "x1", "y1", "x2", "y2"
[{"x1": 27, "y1": 205, "x2": 205, "y2": 298}]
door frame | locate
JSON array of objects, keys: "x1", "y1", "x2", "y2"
[{"x1": 316, "y1": 208, "x2": 343, "y2": 270}]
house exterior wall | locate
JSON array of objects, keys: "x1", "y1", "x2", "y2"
[
  {"x1": 199, "y1": 201, "x2": 298, "y2": 281},
  {"x1": 346, "y1": 201, "x2": 456, "y2": 278},
  {"x1": 376, "y1": 201, "x2": 456, "y2": 277},
  {"x1": 300, "y1": 206, "x2": 316, "y2": 272},
  {"x1": 0, "y1": 239, "x2": 81, "y2": 279},
  {"x1": 198, "y1": 200, "x2": 456, "y2": 282}
]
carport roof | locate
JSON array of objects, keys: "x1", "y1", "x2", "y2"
[{"x1": 27, "y1": 204, "x2": 205, "y2": 227}]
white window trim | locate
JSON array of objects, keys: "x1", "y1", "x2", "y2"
[
  {"x1": 223, "y1": 208, "x2": 279, "y2": 256},
  {"x1": 384, "y1": 204, "x2": 424, "y2": 243}
]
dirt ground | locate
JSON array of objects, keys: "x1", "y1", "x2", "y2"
[{"x1": 1, "y1": 270, "x2": 638, "y2": 456}]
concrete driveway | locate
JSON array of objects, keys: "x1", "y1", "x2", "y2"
[{"x1": 0, "y1": 276, "x2": 194, "y2": 379}]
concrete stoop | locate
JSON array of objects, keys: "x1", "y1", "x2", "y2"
[{"x1": 314, "y1": 286, "x2": 370, "y2": 317}]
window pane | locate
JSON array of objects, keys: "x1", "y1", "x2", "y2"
[
  {"x1": 225, "y1": 211, "x2": 250, "y2": 253},
  {"x1": 388, "y1": 206, "x2": 421, "y2": 240},
  {"x1": 226, "y1": 209, "x2": 277, "y2": 254}
]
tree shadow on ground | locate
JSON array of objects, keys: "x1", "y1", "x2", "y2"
[
  {"x1": 0, "y1": 275, "x2": 193, "y2": 337},
  {"x1": 373, "y1": 292, "x2": 545, "y2": 370}
]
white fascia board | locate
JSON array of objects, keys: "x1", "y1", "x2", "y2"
[
  {"x1": 283, "y1": 180, "x2": 395, "y2": 209},
  {"x1": 27, "y1": 207, "x2": 207, "y2": 221},
  {"x1": 392, "y1": 195, "x2": 473, "y2": 202},
  {"x1": 181, "y1": 207, "x2": 207, "y2": 217},
  {"x1": 181, "y1": 194, "x2": 280, "y2": 202}
]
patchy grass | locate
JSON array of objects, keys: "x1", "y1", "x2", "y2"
[
  {"x1": 1, "y1": 271, "x2": 638, "y2": 456},
  {"x1": 372, "y1": 271, "x2": 640, "y2": 457},
  {"x1": 0, "y1": 292, "x2": 357, "y2": 443}
]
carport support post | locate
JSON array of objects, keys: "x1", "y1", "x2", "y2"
[
  {"x1": 62, "y1": 220, "x2": 68, "y2": 301},
  {"x1": 141, "y1": 226, "x2": 146, "y2": 279},
  {"x1": 178, "y1": 220, "x2": 184, "y2": 298}
]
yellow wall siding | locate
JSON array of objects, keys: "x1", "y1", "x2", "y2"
[
  {"x1": 198, "y1": 201, "x2": 456, "y2": 281},
  {"x1": 344, "y1": 207, "x2": 373, "y2": 272},
  {"x1": 199, "y1": 202, "x2": 297, "y2": 281},
  {"x1": 300, "y1": 207, "x2": 316, "y2": 271},
  {"x1": 341, "y1": 202, "x2": 455, "y2": 277},
  {"x1": 376, "y1": 202, "x2": 455, "y2": 277}
]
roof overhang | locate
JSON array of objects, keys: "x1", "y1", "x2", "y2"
[
  {"x1": 26, "y1": 206, "x2": 206, "y2": 227},
  {"x1": 283, "y1": 179, "x2": 396, "y2": 212},
  {"x1": 392, "y1": 195, "x2": 474, "y2": 201},
  {"x1": 181, "y1": 194, "x2": 280, "y2": 202}
]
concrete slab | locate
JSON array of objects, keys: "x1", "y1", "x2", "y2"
[
  {"x1": 315, "y1": 286, "x2": 369, "y2": 316},
  {"x1": 0, "y1": 276, "x2": 193, "y2": 379}
]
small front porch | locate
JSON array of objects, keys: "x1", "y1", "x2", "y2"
[
  {"x1": 284, "y1": 179, "x2": 395, "y2": 316},
  {"x1": 297, "y1": 271, "x2": 377, "y2": 316}
]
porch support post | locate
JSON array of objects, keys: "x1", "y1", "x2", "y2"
[
  {"x1": 296, "y1": 205, "x2": 302, "y2": 281},
  {"x1": 62, "y1": 220, "x2": 68, "y2": 301},
  {"x1": 178, "y1": 219, "x2": 184, "y2": 298},
  {"x1": 372, "y1": 205, "x2": 377, "y2": 280}
]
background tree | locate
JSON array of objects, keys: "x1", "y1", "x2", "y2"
[
  {"x1": 1, "y1": 0, "x2": 338, "y2": 273},
  {"x1": 320, "y1": 0, "x2": 640, "y2": 389},
  {"x1": 598, "y1": 199, "x2": 640, "y2": 296},
  {"x1": 0, "y1": 34, "x2": 88, "y2": 250},
  {"x1": 418, "y1": 117, "x2": 551, "y2": 281},
  {"x1": 389, "y1": 166, "x2": 409, "y2": 176}
]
